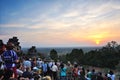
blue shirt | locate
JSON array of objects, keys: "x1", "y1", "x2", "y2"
[
  {"x1": 42, "y1": 63, "x2": 48, "y2": 72},
  {"x1": 60, "y1": 67, "x2": 67, "y2": 77},
  {"x1": 3, "y1": 50, "x2": 18, "y2": 69}
]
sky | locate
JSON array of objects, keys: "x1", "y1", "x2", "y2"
[{"x1": 0, "y1": 0, "x2": 120, "y2": 47}]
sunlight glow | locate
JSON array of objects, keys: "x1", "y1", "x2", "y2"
[
  {"x1": 88, "y1": 34, "x2": 106, "y2": 45},
  {"x1": 95, "y1": 40, "x2": 100, "y2": 45}
]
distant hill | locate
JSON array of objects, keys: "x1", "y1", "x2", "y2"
[{"x1": 22, "y1": 47, "x2": 101, "y2": 55}]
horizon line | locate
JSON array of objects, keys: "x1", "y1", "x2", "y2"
[{"x1": 22, "y1": 46, "x2": 103, "y2": 48}]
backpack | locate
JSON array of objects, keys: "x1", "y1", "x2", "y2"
[{"x1": 3, "y1": 50, "x2": 14, "y2": 63}]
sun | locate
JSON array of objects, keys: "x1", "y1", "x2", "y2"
[{"x1": 95, "y1": 40, "x2": 100, "y2": 45}]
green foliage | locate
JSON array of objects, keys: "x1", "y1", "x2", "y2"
[
  {"x1": 59, "y1": 55, "x2": 67, "y2": 63},
  {"x1": 116, "y1": 61, "x2": 120, "y2": 71},
  {"x1": 66, "y1": 49, "x2": 84, "y2": 64},
  {"x1": 83, "y1": 41, "x2": 120, "y2": 69},
  {"x1": 28, "y1": 46, "x2": 37, "y2": 54},
  {"x1": 64, "y1": 41, "x2": 120, "y2": 69},
  {"x1": 50, "y1": 49, "x2": 58, "y2": 61},
  {"x1": 37, "y1": 52, "x2": 45, "y2": 59}
]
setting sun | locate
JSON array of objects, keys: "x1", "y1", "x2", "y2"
[
  {"x1": 88, "y1": 34, "x2": 106, "y2": 45},
  {"x1": 95, "y1": 40, "x2": 100, "y2": 45}
]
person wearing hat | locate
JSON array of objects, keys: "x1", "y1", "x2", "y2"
[{"x1": 2, "y1": 42, "x2": 18, "y2": 78}]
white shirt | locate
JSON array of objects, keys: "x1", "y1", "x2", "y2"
[
  {"x1": 107, "y1": 74, "x2": 115, "y2": 80},
  {"x1": 17, "y1": 69, "x2": 23, "y2": 76},
  {"x1": 51, "y1": 64, "x2": 58, "y2": 72},
  {"x1": 36, "y1": 60, "x2": 43, "y2": 68}
]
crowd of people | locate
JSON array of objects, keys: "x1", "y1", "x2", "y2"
[{"x1": 0, "y1": 40, "x2": 118, "y2": 80}]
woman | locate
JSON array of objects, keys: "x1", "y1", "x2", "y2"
[{"x1": 60, "y1": 63, "x2": 67, "y2": 80}]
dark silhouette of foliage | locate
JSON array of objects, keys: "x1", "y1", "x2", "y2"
[
  {"x1": 37, "y1": 52, "x2": 45, "y2": 59},
  {"x1": 7, "y1": 37, "x2": 22, "y2": 56},
  {"x1": 59, "y1": 54, "x2": 67, "y2": 63},
  {"x1": 83, "y1": 41, "x2": 120, "y2": 69},
  {"x1": 66, "y1": 49, "x2": 84, "y2": 64},
  {"x1": 27, "y1": 46, "x2": 37, "y2": 57},
  {"x1": 50, "y1": 49, "x2": 58, "y2": 61},
  {"x1": 28, "y1": 46, "x2": 37, "y2": 54},
  {"x1": 63, "y1": 41, "x2": 120, "y2": 69}
]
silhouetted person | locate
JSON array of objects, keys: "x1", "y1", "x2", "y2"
[{"x1": 2, "y1": 42, "x2": 18, "y2": 78}]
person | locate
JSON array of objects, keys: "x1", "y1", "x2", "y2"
[
  {"x1": 42, "y1": 61, "x2": 48, "y2": 76},
  {"x1": 0, "y1": 69, "x2": 4, "y2": 80},
  {"x1": 67, "y1": 62, "x2": 73, "y2": 80},
  {"x1": 0, "y1": 40, "x2": 6, "y2": 67},
  {"x1": 103, "y1": 74, "x2": 109, "y2": 80},
  {"x1": 22, "y1": 67, "x2": 33, "y2": 79},
  {"x1": 60, "y1": 63, "x2": 67, "y2": 80},
  {"x1": 86, "y1": 69, "x2": 92, "y2": 80},
  {"x1": 51, "y1": 62, "x2": 58, "y2": 80},
  {"x1": 3, "y1": 69, "x2": 15, "y2": 80},
  {"x1": 107, "y1": 70, "x2": 115, "y2": 80},
  {"x1": 2, "y1": 42, "x2": 18, "y2": 78},
  {"x1": 91, "y1": 69, "x2": 97, "y2": 80},
  {"x1": 42, "y1": 76, "x2": 51, "y2": 80},
  {"x1": 96, "y1": 72, "x2": 103, "y2": 80},
  {"x1": 31, "y1": 57, "x2": 37, "y2": 69},
  {"x1": 23, "y1": 56, "x2": 32, "y2": 71},
  {"x1": 72, "y1": 64, "x2": 78, "y2": 80},
  {"x1": 32, "y1": 67, "x2": 41, "y2": 80},
  {"x1": 48, "y1": 60, "x2": 53, "y2": 78},
  {"x1": 0, "y1": 40, "x2": 6, "y2": 55},
  {"x1": 16, "y1": 62, "x2": 23, "y2": 78},
  {"x1": 36, "y1": 58, "x2": 42, "y2": 69},
  {"x1": 78, "y1": 67, "x2": 86, "y2": 80}
]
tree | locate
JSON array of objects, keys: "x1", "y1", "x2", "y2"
[
  {"x1": 7, "y1": 37, "x2": 22, "y2": 56},
  {"x1": 83, "y1": 41, "x2": 120, "y2": 69},
  {"x1": 106, "y1": 41, "x2": 118, "y2": 48},
  {"x1": 50, "y1": 49, "x2": 58, "y2": 61},
  {"x1": 37, "y1": 52, "x2": 45, "y2": 59},
  {"x1": 59, "y1": 54, "x2": 67, "y2": 63},
  {"x1": 28, "y1": 46, "x2": 37, "y2": 57},
  {"x1": 66, "y1": 49, "x2": 84, "y2": 64}
]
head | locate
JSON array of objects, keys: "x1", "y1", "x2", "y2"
[
  {"x1": 87, "y1": 69, "x2": 90, "y2": 72},
  {"x1": 92, "y1": 69, "x2": 95, "y2": 73},
  {"x1": 109, "y1": 70, "x2": 114, "y2": 75},
  {"x1": 98, "y1": 72, "x2": 102, "y2": 76},
  {"x1": 6, "y1": 42, "x2": 14, "y2": 50},
  {"x1": 0, "y1": 40, "x2": 4, "y2": 46},
  {"x1": 37, "y1": 58, "x2": 41, "y2": 61},
  {"x1": 43, "y1": 76, "x2": 51, "y2": 80},
  {"x1": 60, "y1": 63, "x2": 64, "y2": 69},
  {"x1": 74, "y1": 64, "x2": 78, "y2": 68}
]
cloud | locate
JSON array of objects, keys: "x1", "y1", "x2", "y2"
[
  {"x1": 62, "y1": 11, "x2": 80, "y2": 17},
  {"x1": 0, "y1": 23, "x2": 25, "y2": 28},
  {"x1": 1, "y1": 0, "x2": 120, "y2": 47}
]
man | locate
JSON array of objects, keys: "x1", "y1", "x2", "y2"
[
  {"x1": 2, "y1": 42, "x2": 18, "y2": 78},
  {"x1": 51, "y1": 62, "x2": 58, "y2": 80}
]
